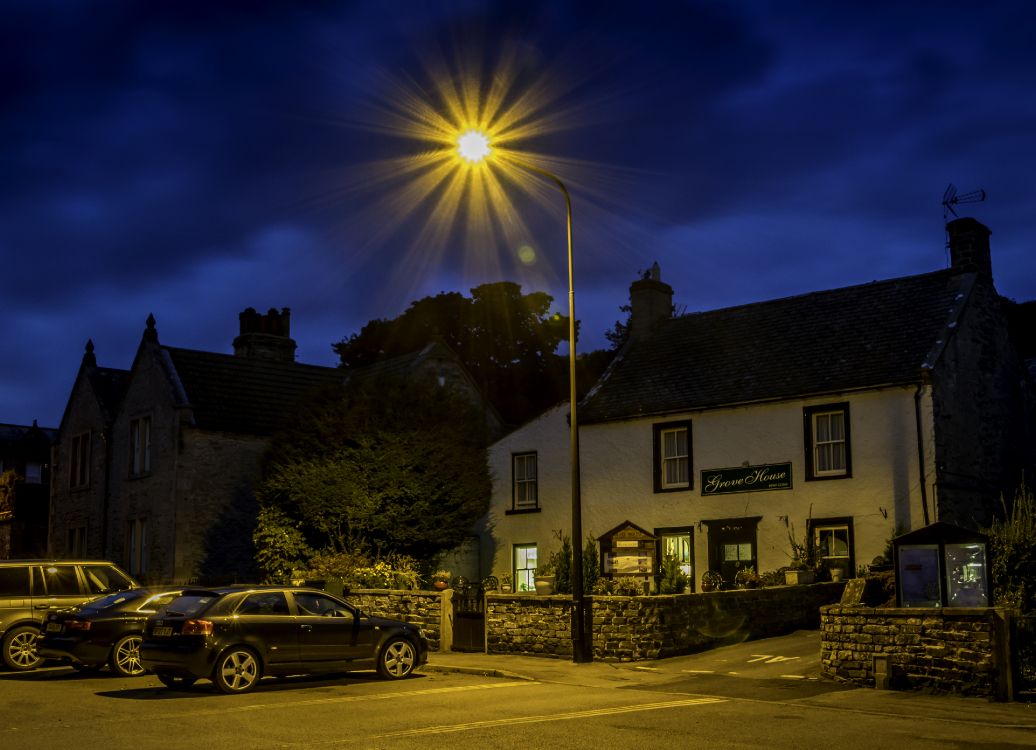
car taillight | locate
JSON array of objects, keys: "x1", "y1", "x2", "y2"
[
  {"x1": 65, "y1": 620, "x2": 91, "y2": 631},
  {"x1": 181, "y1": 619, "x2": 213, "y2": 636}
]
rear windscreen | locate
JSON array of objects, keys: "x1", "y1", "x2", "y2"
[{"x1": 160, "y1": 594, "x2": 218, "y2": 618}]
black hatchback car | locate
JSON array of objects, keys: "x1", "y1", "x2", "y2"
[
  {"x1": 37, "y1": 588, "x2": 183, "y2": 676},
  {"x1": 140, "y1": 586, "x2": 428, "y2": 693}
]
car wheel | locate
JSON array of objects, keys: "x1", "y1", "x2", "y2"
[
  {"x1": 377, "y1": 638, "x2": 417, "y2": 679},
  {"x1": 109, "y1": 634, "x2": 145, "y2": 677},
  {"x1": 2, "y1": 626, "x2": 42, "y2": 671},
  {"x1": 156, "y1": 673, "x2": 197, "y2": 690},
  {"x1": 212, "y1": 648, "x2": 260, "y2": 694}
]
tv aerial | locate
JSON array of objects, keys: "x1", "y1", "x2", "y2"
[{"x1": 942, "y1": 184, "x2": 986, "y2": 222}]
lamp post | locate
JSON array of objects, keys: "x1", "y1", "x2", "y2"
[{"x1": 457, "y1": 130, "x2": 590, "y2": 663}]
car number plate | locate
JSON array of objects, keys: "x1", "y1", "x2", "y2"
[
  {"x1": 152, "y1": 626, "x2": 173, "y2": 637},
  {"x1": 46, "y1": 622, "x2": 62, "y2": 633}
]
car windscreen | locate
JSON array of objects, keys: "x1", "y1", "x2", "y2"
[
  {"x1": 159, "y1": 594, "x2": 220, "y2": 618},
  {"x1": 82, "y1": 564, "x2": 135, "y2": 595}
]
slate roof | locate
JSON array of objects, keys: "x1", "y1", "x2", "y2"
[
  {"x1": 163, "y1": 348, "x2": 344, "y2": 436},
  {"x1": 579, "y1": 269, "x2": 971, "y2": 424}
]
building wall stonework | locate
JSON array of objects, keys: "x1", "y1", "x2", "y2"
[
  {"x1": 820, "y1": 604, "x2": 1005, "y2": 697},
  {"x1": 486, "y1": 583, "x2": 844, "y2": 661}
]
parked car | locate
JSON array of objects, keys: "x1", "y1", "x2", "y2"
[
  {"x1": 0, "y1": 560, "x2": 138, "y2": 671},
  {"x1": 37, "y1": 588, "x2": 183, "y2": 676},
  {"x1": 140, "y1": 586, "x2": 429, "y2": 694}
]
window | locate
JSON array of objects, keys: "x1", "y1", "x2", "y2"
[
  {"x1": 43, "y1": 565, "x2": 81, "y2": 595},
  {"x1": 67, "y1": 526, "x2": 87, "y2": 557},
  {"x1": 804, "y1": 403, "x2": 851, "y2": 480},
  {"x1": 513, "y1": 544, "x2": 538, "y2": 593},
  {"x1": 126, "y1": 518, "x2": 147, "y2": 577},
  {"x1": 24, "y1": 462, "x2": 42, "y2": 484},
  {"x1": 238, "y1": 591, "x2": 290, "y2": 616},
  {"x1": 812, "y1": 519, "x2": 854, "y2": 575},
  {"x1": 129, "y1": 416, "x2": 151, "y2": 476},
  {"x1": 653, "y1": 421, "x2": 692, "y2": 492},
  {"x1": 658, "y1": 528, "x2": 694, "y2": 586},
  {"x1": 512, "y1": 452, "x2": 538, "y2": 511},
  {"x1": 70, "y1": 432, "x2": 90, "y2": 488}
]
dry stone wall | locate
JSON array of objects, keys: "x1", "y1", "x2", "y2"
[
  {"x1": 821, "y1": 604, "x2": 1006, "y2": 697},
  {"x1": 487, "y1": 583, "x2": 845, "y2": 661},
  {"x1": 348, "y1": 589, "x2": 444, "y2": 652}
]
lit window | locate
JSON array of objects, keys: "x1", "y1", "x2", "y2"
[
  {"x1": 804, "y1": 404, "x2": 851, "y2": 479},
  {"x1": 660, "y1": 531, "x2": 693, "y2": 579},
  {"x1": 512, "y1": 453, "x2": 538, "y2": 510},
  {"x1": 513, "y1": 544, "x2": 538, "y2": 593},
  {"x1": 654, "y1": 421, "x2": 692, "y2": 491},
  {"x1": 129, "y1": 417, "x2": 151, "y2": 476}
]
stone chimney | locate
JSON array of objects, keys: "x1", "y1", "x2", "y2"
[
  {"x1": 233, "y1": 307, "x2": 297, "y2": 362},
  {"x1": 629, "y1": 262, "x2": 673, "y2": 341},
  {"x1": 946, "y1": 217, "x2": 992, "y2": 277}
]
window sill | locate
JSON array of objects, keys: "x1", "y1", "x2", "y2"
[
  {"x1": 654, "y1": 486, "x2": 692, "y2": 494},
  {"x1": 505, "y1": 507, "x2": 542, "y2": 515},
  {"x1": 805, "y1": 473, "x2": 851, "y2": 481}
]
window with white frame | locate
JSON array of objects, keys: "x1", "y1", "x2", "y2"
[
  {"x1": 70, "y1": 432, "x2": 90, "y2": 489},
  {"x1": 804, "y1": 403, "x2": 851, "y2": 479},
  {"x1": 126, "y1": 518, "x2": 147, "y2": 577},
  {"x1": 512, "y1": 452, "x2": 538, "y2": 510},
  {"x1": 513, "y1": 544, "x2": 538, "y2": 593},
  {"x1": 812, "y1": 519, "x2": 853, "y2": 575},
  {"x1": 129, "y1": 416, "x2": 151, "y2": 476},
  {"x1": 654, "y1": 421, "x2": 691, "y2": 491},
  {"x1": 659, "y1": 530, "x2": 693, "y2": 580}
]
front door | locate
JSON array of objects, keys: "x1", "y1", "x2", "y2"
[{"x1": 705, "y1": 518, "x2": 761, "y2": 587}]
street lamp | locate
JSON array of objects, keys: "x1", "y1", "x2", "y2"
[{"x1": 456, "y1": 129, "x2": 590, "y2": 664}]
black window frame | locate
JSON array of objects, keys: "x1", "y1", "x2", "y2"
[
  {"x1": 653, "y1": 420, "x2": 693, "y2": 493},
  {"x1": 507, "y1": 451, "x2": 541, "y2": 514},
  {"x1": 808, "y1": 516, "x2": 856, "y2": 576},
  {"x1": 803, "y1": 402, "x2": 852, "y2": 481}
]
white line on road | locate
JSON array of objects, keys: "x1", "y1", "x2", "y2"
[{"x1": 368, "y1": 697, "x2": 728, "y2": 739}]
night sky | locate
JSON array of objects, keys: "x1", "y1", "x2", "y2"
[{"x1": 4, "y1": 1, "x2": 1035, "y2": 429}]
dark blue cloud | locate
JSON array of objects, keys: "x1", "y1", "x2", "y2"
[{"x1": 2, "y1": 0, "x2": 1034, "y2": 427}]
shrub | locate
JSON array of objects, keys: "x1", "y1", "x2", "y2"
[
  {"x1": 987, "y1": 483, "x2": 1036, "y2": 612},
  {"x1": 658, "y1": 554, "x2": 689, "y2": 594}
]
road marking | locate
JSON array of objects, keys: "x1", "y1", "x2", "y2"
[
  {"x1": 748, "y1": 654, "x2": 801, "y2": 664},
  {"x1": 681, "y1": 669, "x2": 715, "y2": 674},
  {"x1": 369, "y1": 697, "x2": 727, "y2": 738}
]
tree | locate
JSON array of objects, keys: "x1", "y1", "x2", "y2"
[
  {"x1": 333, "y1": 281, "x2": 610, "y2": 425},
  {"x1": 256, "y1": 373, "x2": 492, "y2": 563}
]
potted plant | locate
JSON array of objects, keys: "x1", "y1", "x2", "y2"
[
  {"x1": 785, "y1": 518, "x2": 817, "y2": 585},
  {"x1": 499, "y1": 573, "x2": 513, "y2": 593},
  {"x1": 734, "y1": 566, "x2": 760, "y2": 589},
  {"x1": 534, "y1": 561, "x2": 555, "y2": 595},
  {"x1": 700, "y1": 570, "x2": 722, "y2": 592},
  {"x1": 431, "y1": 570, "x2": 451, "y2": 591}
]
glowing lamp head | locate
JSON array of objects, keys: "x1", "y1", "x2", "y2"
[{"x1": 457, "y1": 129, "x2": 491, "y2": 163}]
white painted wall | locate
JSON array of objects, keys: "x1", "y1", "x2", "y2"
[{"x1": 482, "y1": 387, "x2": 932, "y2": 586}]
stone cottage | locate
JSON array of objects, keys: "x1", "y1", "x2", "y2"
[{"x1": 49, "y1": 308, "x2": 494, "y2": 584}]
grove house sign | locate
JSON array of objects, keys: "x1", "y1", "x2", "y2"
[{"x1": 701, "y1": 462, "x2": 793, "y2": 496}]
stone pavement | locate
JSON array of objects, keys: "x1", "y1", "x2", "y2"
[{"x1": 421, "y1": 632, "x2": 1036, "y2": 729}]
